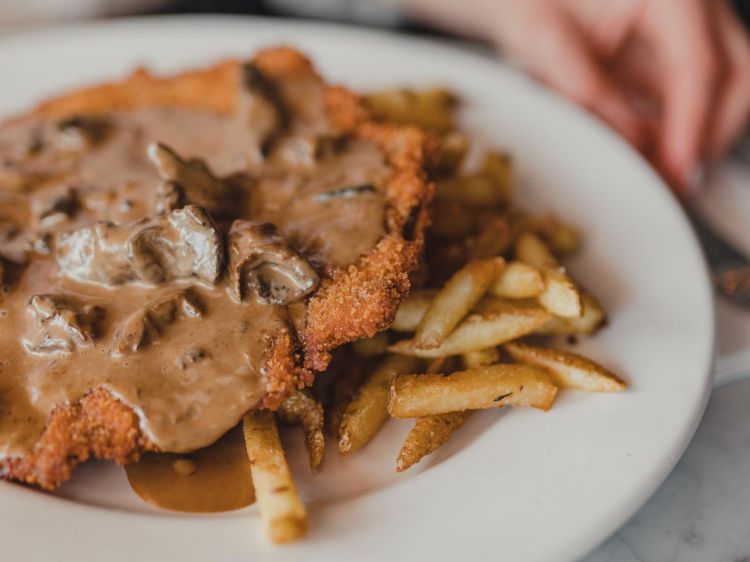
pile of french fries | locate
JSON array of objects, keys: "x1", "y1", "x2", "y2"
[{"x1": 241, "y1": 87, "x2": 626, "y2": 543}]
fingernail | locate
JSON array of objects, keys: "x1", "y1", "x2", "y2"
[{"x1": 686, "y1": 164, "x2": 705, "y2": 195}]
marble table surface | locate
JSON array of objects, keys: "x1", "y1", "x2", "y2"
[
  {"x1": 584, "y1": 376, "x2": 750, "y2": 562},
  {"x1": 585, "y1": 157, "x2": 750, "y2": 561}
]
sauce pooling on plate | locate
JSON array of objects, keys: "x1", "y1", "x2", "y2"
[{"x1": 126, "y1": 425, "x2": 255, "y2": 512}]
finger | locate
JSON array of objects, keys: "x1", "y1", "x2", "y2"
[
  {"x1": 520, "y1": 13, "x2": 648, "y2": 148},
  {"x1": 645, "y1": 0, "x2": 722, "y2": 189},
  {"x1": 706, "y1": 1, "x2": 750, "y2": 160}
]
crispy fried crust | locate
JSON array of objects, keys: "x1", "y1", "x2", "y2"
[
  {"x1": 0, "y1": 389, "x2": 154, "y2": 489},
  {"x1": 1, "y1": 47, "x2": 434, "y2": 489},
  {"x1": 304, "y1": 89, "x2": 436, "y2": 370},
  {"x1": 261, "y1": 328, "x2": 314, "y2": 410}
]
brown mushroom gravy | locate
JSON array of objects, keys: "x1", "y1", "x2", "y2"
[
  {"x1": 125, "y1": 425, "x2": 255, "y2": 513},
  {"x1": 0, "y1": 68, "x2": 392, "y2": 460}
]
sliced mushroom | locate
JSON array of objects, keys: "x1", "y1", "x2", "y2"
[
  {"x1": 238, "y1": 62, "x2": 288, "y2": 158},
  {"x1": 27, "y1": 232, "x2": 53, "y2": 255},
  {"x1": 52, "y1": 116, "x2": 110, "y2": 152},
  {"x1": 227, "y1": 220, "x2": 319, "y2": 305},
  {"x1": 113, "y1": 288, "x2": 203, "y2": 354},
  {"x1": 25, "y1": 294, "x2": 103, "y2": 355},
  {"x1": 0, "y1": 218, "x2": 32, "y2": 263},
  {"x1": 0, "y1": 257, "x2": 28, "y2": 300},
  {"x1": 56, "y1": 205, "x2": 223, "y2": 287},
  {"x1": 31, "y1": 185, "x2": 78, "y2": 228},
  {"x1": 275, "y1": 134, "x2": 343, "y2": 168},
  {"x1": 147, "y1": 143, "x2": 239, "y2": 219},
  {"x1": 154, "y1": 180, "x2": 185, "y2": 215}
]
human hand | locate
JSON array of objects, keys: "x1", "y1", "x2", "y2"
[{"x1": 405, "y1": 0, "x2": 750, "y2": 193}]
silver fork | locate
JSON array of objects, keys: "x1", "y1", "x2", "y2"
[
  {"x1": 688, "y1": 139, "x2": 750, "y2": 307},
  {"x1": 687, "y1": 207, "x2": 750, "y2": 308}
]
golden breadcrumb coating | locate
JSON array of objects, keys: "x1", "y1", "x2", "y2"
[{"x1": 0, "y1": 47, "x2": 435, "y2": 489}]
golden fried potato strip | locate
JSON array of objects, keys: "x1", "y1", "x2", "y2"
[
  {"x1": 505, "y1": 342, "x2": 625, "y2": 392},
  {"x1": 396, "y1": 411, "x2": 469, "y2": 472},
  {"x1": 469, "y1": 216, "x2": 513, "y2": 259},
  {"x1": 388, "y1": 364, "x2": 558, "y2": 418},
  {"x1": 535, "y1": 291, "x2": 606, "y2": 335},
  {"x1": 392, "y1": 289, "x2": 435, "y2": 332},
  {"x1": 461, "y1": 347, "x2": 500, "y2": 369},
  {"x1": 489, "y1": 261, "x2": 544, "y2": 299},
  {"x1": 338, "y1": 355, "x2": 421, "y2": 455},
  {"x1": 243, "y1": 411, "x2": 307, "y2": 544},
  {"x1": 325, "y1": 363, "x2": 365, "y2": 437},
  {"x1": 276, "y1": 390, "x2": 326, "y2": 472},
  {"x1": 414, "y1": 258, "x2": 504, "y2": 349},
  {"x1": 515, "y1": 232, "x2": 583, "y2": 318},
  {"x1": 389, "y1": 303, "x2": 550, "y2": 358},
  {"x1": 351, "y1": 332, "x2": 390, "y2": 357},
  {"x1": 365, "y1": 87, "x2": 458, "y2": 131}
]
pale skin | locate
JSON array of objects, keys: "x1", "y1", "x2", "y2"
[{"x1": 404, "y1": 0, "x2": 750, "y2": 193}]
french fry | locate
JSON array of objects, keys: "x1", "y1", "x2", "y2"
[
  {"x1": 392, "y1": 289, "x2": 436, "y2": 332},
  {"x1": 430, "y1": 200, "x2": 476, "y2": 239},
  {"x1": 365, "y1": 87, "x2": 458, "y2": 131},
  {"x1": 436, "y1": 131, "x2": 470, "y2": 175},
  {"x1": 396, "y1": 411, "x2": 469, "y2": 472},
  {"x1": 515, "y1": 232, "x2": 582, "y2": 318},
  {"x1": 338, "y1": 355, "x2": 420, "y2": 455},
  {"x1": 388, "y1": 364, "x2": 558, "y2": 417},
  {"x1": 351, "y1": 332, "x2": 390, "y2": 357},
  {"x1": 535, "y1": 291, "x2": 606, "y2": 335},
  {"x1": 414, "y1": 258, "x2": 504, "y2": 349},
  {"x1": 504, "y1": 343, "x2": 626, "y2": 392},
  {"x1": 389, "y1": 303, "x2": 550, "y2": 358},
  {"x1": 426, "y1": 357, "x2": 450, "y2": 374},
  {"x1": 489, "y1": 261, "x2": 544, "y2": 299},
  {"x1": 462, "y1": 347, "x2": 500, "y2": 369},
  {"x1": 437, "y1": 175, "x2": 505, "y2": 207},
  {"x1": 325, "y1": 364, "x2": 366, "y2": 437},
  {"x1": 469, "y1": 216, "x2": 513, "y2": 259},
  {"x1": 242, "y1": 411, "x2": 307, "y2": 543},
  {"x1": 549, "y1": 223, "x2": 581, "y2": 256},
  {"x1": 529, "y1": 213, "x2": 582, "y2": 256},
  {"x1": 480, "y1": 151, "x2": 513, "y2": 204},
  {"x1": 276, "y1": 390, "x2": 326, "y2": 472}
]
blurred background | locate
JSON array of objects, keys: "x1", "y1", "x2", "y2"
[
  {"x1": 1, "y1": 0, "x2": 748, "y2": 32},
  {"x1": 3, "y1": 0, "x2": 749, "y2": 193}
]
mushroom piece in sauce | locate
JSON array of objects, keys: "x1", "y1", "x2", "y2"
[
  {"x1": 238, "y1": 62, "x2": 288, "y2": 158},
  {"x1": 25, "y1": 294, "x2": 103, "y2": 355},
  {"x1": 276, "y1": 135, "x2": 342, "y2": 168},
  {"x1": 56, "y1": 205, "x2": 224, "y2": 286},
  {"x1": 227, "y1": 220, "x2": 319, "y2": 305},
  {"x1": 30, "y1": 185, "x2": 79, "y2": 228},
  {"x1": 147, "y1": 142, "x2": 240, "y2": 219},
  {"x1": 51, "y1": 116, "x2": 110, "y2": 152},
  {"x1": 113, "y1": 288, "x2": 203, "y2": 354}
]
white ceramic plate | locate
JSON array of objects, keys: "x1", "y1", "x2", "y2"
[{"x1": 0, "y1": 16, "x2": 714, "y2": 562}]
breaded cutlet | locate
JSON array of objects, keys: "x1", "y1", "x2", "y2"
[{"x1": 0, "y1": 47, "x2": 436, "y2": 489}]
